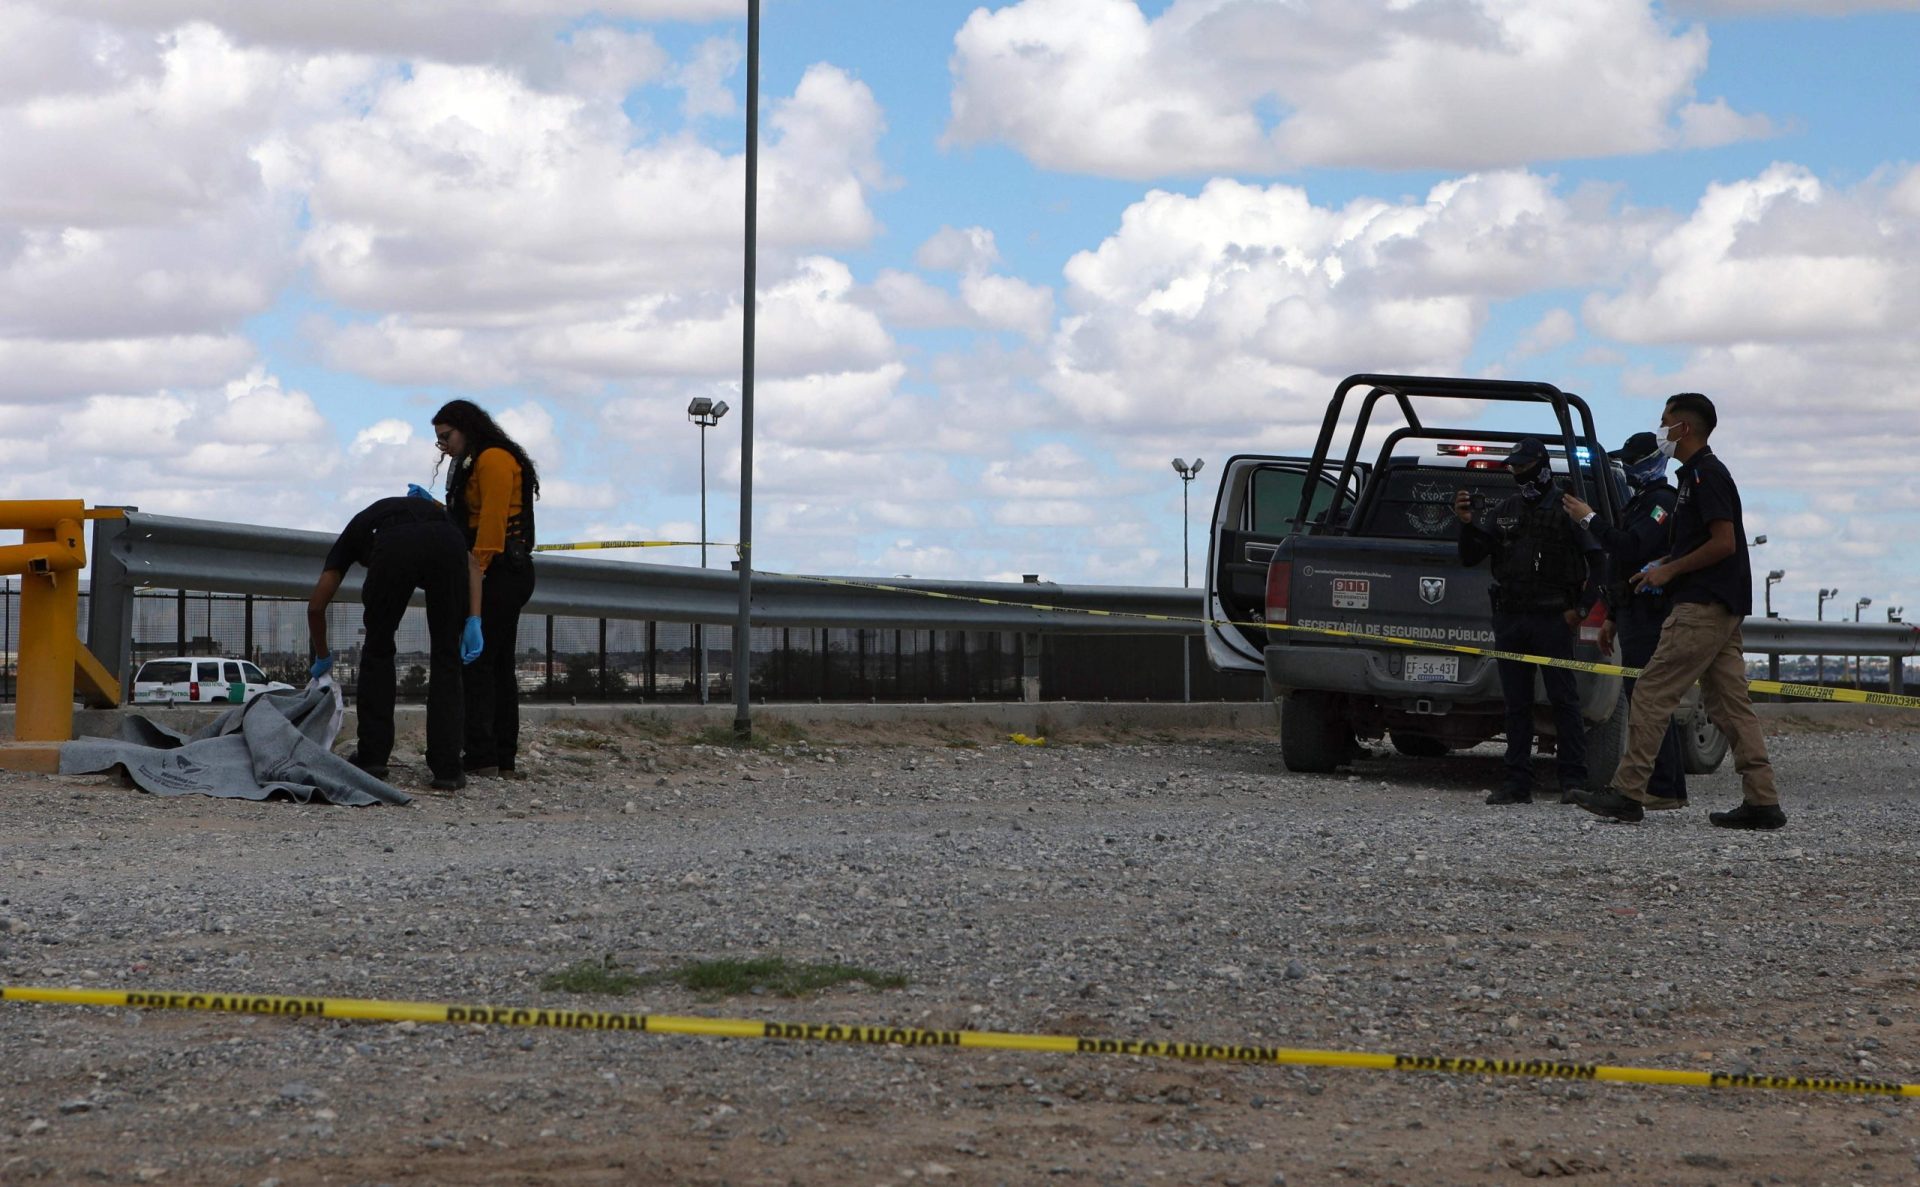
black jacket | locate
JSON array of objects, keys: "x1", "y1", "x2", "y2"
[{"x1": 1458, "y1": 481, "x2": 1606, "y2": 615}]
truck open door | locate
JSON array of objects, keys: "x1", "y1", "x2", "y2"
[{"x1": 1203, "y1": 455, "x2": 1368, "y2": 675}]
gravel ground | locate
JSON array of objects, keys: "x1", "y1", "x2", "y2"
[{"x1": 3, "y1": 709, "x2": 1920, "y2": 1186}]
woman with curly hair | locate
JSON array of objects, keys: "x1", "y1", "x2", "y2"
[{"x1": 432, "y1": 399, "x2": 540, "y2": 776}]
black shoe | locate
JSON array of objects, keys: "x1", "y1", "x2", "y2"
[
  {"x1": 1709, "y1": 802, "x2": 1786, "y2": 830},
  {"x1": 1568, "y1": 788, "x2": 1644, "y2": 823},
  {"x1": 345, "y1": 752, "x2": 390, "y2": 780},
  {"x1": 1486, "y1": 786, "x2": 1533, "y2": 805},
  {"x1": 1557, "y1": 786, "x2": 1583, "y2": 805},
  {"x1": 430, "y1": 772, "x2": 467, "y2": 792},
  {"x1": 462, "y1": 760, "x2": 500, "y2": 777}
]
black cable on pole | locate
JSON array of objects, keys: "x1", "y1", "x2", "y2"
[{"x1": 733, "y1": 0, "x2": 759, "y2": 738}]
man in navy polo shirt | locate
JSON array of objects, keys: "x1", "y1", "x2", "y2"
[{"x1": 1570, "y1": 393, "x2": 1785, "y2": 829}]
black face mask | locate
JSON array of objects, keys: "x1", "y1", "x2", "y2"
[{"x1": 1513, "y1": 464, "x2": 1553, "y2": 500}]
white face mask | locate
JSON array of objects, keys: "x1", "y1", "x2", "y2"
[{"x1": 1653, "y1": 422, "x2": 1680, "y2": 461}]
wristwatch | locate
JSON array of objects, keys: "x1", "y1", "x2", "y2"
[{"x1": 1579, "y1": 511, "x2": 1597, "y2": 527}]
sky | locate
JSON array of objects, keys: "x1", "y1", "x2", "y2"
[{"x1": 2, "y1": 0, "x2": 1918, "y2": 619}]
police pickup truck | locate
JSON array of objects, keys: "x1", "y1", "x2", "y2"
[{"x1": 1202, "y1": 373, "x2": 1726, "y2": 785}]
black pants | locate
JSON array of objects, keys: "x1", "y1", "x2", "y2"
[
  {"x1": 464, "y1": 554, "x2": 536, "y2": 770},
  {"x1": 1620, "y1": 616, "x2": 1688, "y2": 801},
  {"x1": 358, "y1": 520, "x2": 467, "y2": 779},
  {"x1": 1492, "y1": 609, "x2": 1587, "y2": 792}
]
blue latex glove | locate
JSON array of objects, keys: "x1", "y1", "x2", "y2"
[
  {"x1": 310, "y1": 655, "x2": 334, "y2": 679},
  {"x1": 461, "y1": 616, "x2": 485, "y2": 663},
  {"x1": 1634, "y1": 561, "x2": 1665, "y2": 595},
  {"x1": 407, "y1": 483, "x2": 434, "y2": 501}
]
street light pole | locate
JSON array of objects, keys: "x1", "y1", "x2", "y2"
[
  {"x1": 732, "y1": 0, "x2": 760, "y2": 738},
  {"x1": 688, "y1": 397, "x2": 731, "y2": 705},
  {"x1": 1854, "y1": 597, "x2": 1872, "y2": 686},
  {"x1": 1817, "y1": 588, "x2": 1837, "y2": 684},
  {"x1": 1763, "y1": 569, "x2": 1785, "y2": 686},
  {"x1": 1170, "y1": 458, "x2": 1205, "y2": 703}
]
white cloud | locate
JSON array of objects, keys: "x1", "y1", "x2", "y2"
[
  {"x1": 1669, "y1": 1, "x2": 1920, "y2": 14},
  {"x1": 1513, "y1": 308, "x2": 1578, "y2": 357},
  {"x1": 31, "y1": 2, "x2": 742, "y2": 65},
  {"x1": 1043, "y1": 170, "x2": 1654, "y2": 433},
  {"x1": 295, "y1": 61, "x2": 892, "y2": 389},
  {"x1": 916, "y1": 225, "x2": 1001, "y2": 274},
  {"x1": 0, "y1": 334, "x2": 255, "y2": 403},
  {"x1": 945, "y1": 0, "x2": 1772, "y2": 177},
  {"x1": 1586, "y1": 163, "x2": 1910, "y2": 345},
  {"x1": 209, "y1": 370, "x2": 328, "y2": 444}
]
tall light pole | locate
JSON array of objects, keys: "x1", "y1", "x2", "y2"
[
  {"x1": 1894, "y1": 606, "x2": 1909, "y2": 694},
  {"x1": 688, "y1": 397, "x2": 730, "y2": 705},
  {"x1": 1170, "y1": 459, "x2": 1205, "y2": 586},
  {"x1": 1854, "y1": 597, "x2": 1872, "y2": 686},
  {"x1": 1763, "y1": 569, "x2": 1785, "y2": 686},
  {"x1": 1817, "y1": 588, "x2": 1837, "y2": 684},
  {"x1": 1171, "y1": 458, "x2": 1204, "y2": 703},
  {"x1": 1750, "y1": 534, "x2": 1768, "y2": 548},
  {"x1": 732, "y1": 0, "x2": 760, "y2": 738}
]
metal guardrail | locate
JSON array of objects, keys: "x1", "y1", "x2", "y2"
[
  {"x1": 91, "y1": 509, "x2": 1199, "y2": 630},
  {"x1": 80, "y1": 512, "x2": 1918, "y2": 691}
]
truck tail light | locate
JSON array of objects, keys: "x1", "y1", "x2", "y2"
[
  {"x1": 1265, "y1": 559, "x2": 1292, "y2": 625},
  {"x1": 1578, "y1": 600, "x2": 1609, "y2": 646},
  {"x1": 189, "y1": 681, "x2": 199, "y2": 701}
]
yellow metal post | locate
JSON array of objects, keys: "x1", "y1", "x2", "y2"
[{"x1": 0, "y1": 501, "x2": 123, "y2": 771}]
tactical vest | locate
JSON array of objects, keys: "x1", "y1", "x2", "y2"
[
  {"x1": 1492, "y1": 497, "x2": 1584, "y2": 611},
  {"x1": 450, "y1": 447, "x2": 538, "y2": 563}
]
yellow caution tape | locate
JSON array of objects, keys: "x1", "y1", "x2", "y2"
[
  {"x1": 534, "y1": 540, "x2": 714, "y2": 552},
  {"x1": 787, "y1": 574, "x2": 1920, "y2": 712},
  {"x1": 1008, "y1": 732, "x2": 1046, "y2": 746},
  {"x1": 4, "y1": 984, "x2": 1914, "y2": 1097}
]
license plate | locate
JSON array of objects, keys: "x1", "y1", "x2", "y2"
[{"x1": 1405, "y1": 655, "x2": 1459, "y2": 683}]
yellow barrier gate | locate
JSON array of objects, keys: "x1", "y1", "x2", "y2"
[{"x1": 0, "y1": 501, "x2": 124, "y2": 771}]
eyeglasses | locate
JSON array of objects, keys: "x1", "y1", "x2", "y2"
[{"x1": 434, "y1": 428, "x2": 454, "y2": 445}]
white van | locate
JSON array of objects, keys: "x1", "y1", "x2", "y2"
[{"x1": 131, "y1": 657, "x2": 293, "y2": 705}]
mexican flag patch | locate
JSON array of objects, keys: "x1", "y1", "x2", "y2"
[{"x1": 1651, "y1": 505, "x2": 1668, "y2": 523}]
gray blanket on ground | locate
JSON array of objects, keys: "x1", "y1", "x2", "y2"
[{"x1": 59, "y1": 685, "x2": 410, "y2": 807}]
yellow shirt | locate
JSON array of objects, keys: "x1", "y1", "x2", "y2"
[{"x1": 463, "y1": 447, "x2": 525, "y2": 572}]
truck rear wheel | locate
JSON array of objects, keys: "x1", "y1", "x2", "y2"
[
  {"x1": 1581, "y1": 686, "x2": 1629, "y2": 792},
  {"x1": 1280, "y1": 691, "x2": 1348, "y2": 773},
  {"x1": 1681, "y1": 709, "x2": 1729, "y2": 774}
]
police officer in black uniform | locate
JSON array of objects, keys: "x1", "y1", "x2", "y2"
[
  {"x1": 1563, "y1": 432, "x2": 1687, "y2": 806},
  {"x1": 307, "y1": 490, "x2": 483, "y2": 792},
  {"x1": 1452, "y1": 437, "x2": 1605, "y2": 805}
]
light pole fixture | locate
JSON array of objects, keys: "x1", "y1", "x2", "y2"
[
  {"x1": 1764, "y1": 570, "x2": 1784, "y2": 619},
  {"x1": 1890, "y1": 606, "x2": 1905, "y2": 623},
  {"x1": 1170, "y1": 458, "x2": 1205, "y2": 588},
  {"x1": 688, "y1": 396, "x2": 731, "y2": 704},
  {"x1": 1854, "y1": 597, "x2": 1874, "y2": 687},
  {"x1": 1750, "y1": 534, "x2": 1768, "y2": 547},
  {"x1": 1170, "y1": 457, "x2": 1205, "y2": 704},
  {"x1": 1817, "y1": 588, "x2": 1837, "y2": 685}
]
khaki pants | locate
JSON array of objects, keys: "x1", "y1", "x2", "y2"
[{"x1": 1610, "y1": 601, "x2": 1779, "y2": 807}]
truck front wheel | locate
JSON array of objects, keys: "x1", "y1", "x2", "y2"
[
  {"x1": 1681, "y1": 709, "x2": 1729, "y2": 774},
  {"x1": 1280, "y1": 691, "x2": 1349, "y2": 773}
]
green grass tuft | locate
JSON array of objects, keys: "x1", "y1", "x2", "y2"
[
  {"x1": 648, "y1": 956, "x2": 905, "y2": 998},
  {"x1": 541, "y1": 954, "x2": 644, "y2": 995}
]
